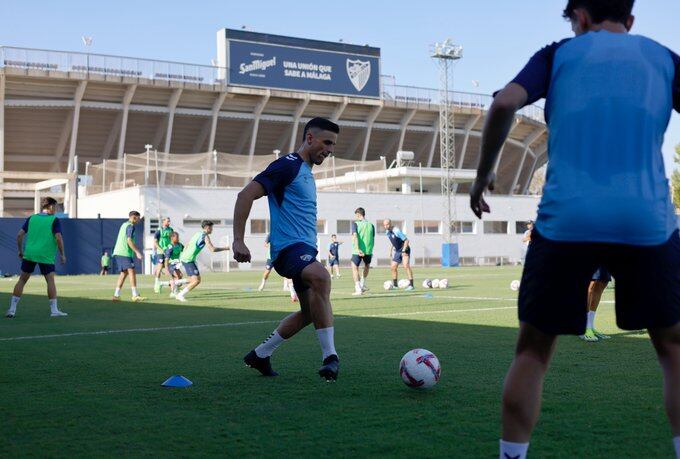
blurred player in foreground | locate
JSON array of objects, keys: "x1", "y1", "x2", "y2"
[
  {"x1": 469, "y1": 1, "x2": 680, "y2": 457},
  {"x1": 234, "y1": 117, "x2": 340, "y2": 381}
]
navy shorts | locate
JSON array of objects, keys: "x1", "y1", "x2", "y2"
[
  {"x1": 273, "y1": 243, "x2": 318, "y2": 293},
  {"x1": 155, "y1": 253, "x2": 166, "y2": 264},
  {"x1": 182, "y1": 262, "x2": 200, "y2": 277},
  {"x1": 592, "y1": 267, "x2": 612, "y2": 283},
  {"x1": 392, "y1": 247, "x2": 411, "y2": 264},
  {"x1": 328, "y1": 257, "x2": 339, "y2": 266},
  {"x1": 351, "y1": 254, "x2": 372, "y2": 266},
  {"x1": 265, "y1": 259, "x2": 273, "y2": 270},
  {"x1": 21, "y1": 259, "x2": 55, "y2": 275},
  {"x1": 114, "y1": 255, "x2": 135, "y2": 272},
  {"x1": 519, "y1": 229, "x2": 680, "y2": 335}
]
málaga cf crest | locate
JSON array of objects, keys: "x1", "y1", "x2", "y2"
[{"x1": 346, "y1": 59, "x2": 371, "y2": 92}]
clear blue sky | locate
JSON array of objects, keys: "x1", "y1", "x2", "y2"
[{"x1": 2, "y1": 0, "x2": 679, "y2": 170}]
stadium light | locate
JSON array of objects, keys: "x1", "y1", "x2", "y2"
[
  {"x1": 81, "y1": 36, "x2": 93, "y2": 47},
  {"x1": 273, "y1": 149, "x2": 281, "y2": 158}
]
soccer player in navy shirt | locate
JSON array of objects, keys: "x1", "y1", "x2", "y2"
[
  {"x1": 469, "y1": 1, "x2": 680, "y2": 457},
  {"x1": 327, "y1": 234, "x2": 343, "y2": 279},
  {"x1": 233, "y1": 117, "x2": 340, "y2": 381},
  {"x1": 382, "y1": 219, "x2": 414, "y2": 290}
]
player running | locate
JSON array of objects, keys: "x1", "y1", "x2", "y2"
[
  {"x1": 258, "y1": 234, "x2": 273, "y2": 292},
  {"x1": 470, "y1": 1, "x2": 680, "y2": 457},
  {"x1": 153, "y1": 217, "x2": 174, "y2": 293},
  {"x1": 175, "y1": 220, "x2": 229, "y2": 302},
  {"x1": 234, "y1": 117, "x2": 340, "y2": 381},
  {"x1": 580, "y1": 268, "x2": 612, "y2": 342},
  {"x1": 351, "y1": 207, "x2": 375, "y2": 296},
  {"x1": 6, "y1": 197, "x2": 67, "y2": 318},
  {"x1": 383, "y1": 219, "x2": 414, "y2": 291},
  {"x1": 157, "y1": 232, "x2": 187, "y2": 297},
  {"x1": 112, "y1": 210, "x2": 145, "y2": 302},
  {"x1": 327, "y1": 234, "x2": 342, "y2": 279},
  {"x1": 100, "y1": 250, "x2": 110, "y2": 275}
]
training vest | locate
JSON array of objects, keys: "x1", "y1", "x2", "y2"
[
  {"x1": 101, "y1": 254, "x2": 110, "y2": 267},
  {"x1": 113, "y1": 222, "x2": 135, "y2": 258},
  {"x1": 168, "y1": 243, "x2": 184, "y2": 262},
  {"x1": 158, "y1": 226, "x2": 174, "y2": 250},
  {"x1": 23, "y1": 214, "x2": 57, "y2": 264},
  {"x1": 352, "y1": 220, "x2": 375, "y2": 255},
  {"x1": 180, "y1": 232, "x2": 205, "y2": 263}
]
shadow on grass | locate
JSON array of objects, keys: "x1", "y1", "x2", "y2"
[{"x1": 0, "y1": 292, "x2": 672, "y2": 459}]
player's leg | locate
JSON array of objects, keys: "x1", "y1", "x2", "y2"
[
  {"x1": 390, "y1": 260, "x2": 399, "y2": 288},
  {"x1": 113, "y1": 269, "x2": 127, "y2": 301},
  {"x1": 7, "y1": 265, "x2": 32, "y2": 317},
  {"x1": 351, "y1": 255, "x2": 362, "y2": 295},
  {"x1": 361, "y1": 258, "x2": 371, "y2": 291},
  {"x1": 43, "y1": 270, "x2": 66, "y2": 317},
  {"x1": 258, "y1": 266, "x2": 271, "y2": 291},
  {"x1": 649, "y1": 323, "x2": 680, "y2": 443},
  {"x1": 153, "y1": 255, "x2": 165, "y2": 293},
  {"x1": 176, "y1": 275, "x2": 200, "y2": 302},
  {"x1": 402, "y1": 253, "x2": 414, "y2": 290},
  {"x1": 502, "y1": 322, "x2": 557, "y2": 444},
  {"x1": 582, "y1": 278, "x2": 610, "y2": 341},
  {"x1": 128, "y1": 268, "x2": 144, "y2": 301},
  {"x1": 334, "y1": 262, "x2": 341, "y2": 278}
]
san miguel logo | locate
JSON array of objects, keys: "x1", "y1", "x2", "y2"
[
  {"x1": 239, "y1": 57, "x2": 277, "y2": 74},
  {"x1": 346, "y1": 59, "x2": 371, "y2": 92}
]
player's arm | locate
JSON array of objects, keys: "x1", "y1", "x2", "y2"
[
  {"x1": 204, "y1": 234, "x2": 229, "y2": 253},
  {"x1": 125, "y1": 226, "x2": 143, "y2": 260},
  {"x1": 52, "y1": 218, "x2": 66, "y2": 264},
  {"x1": 351, "y1": 222, "x2": 363, "y2": 256},
  {"x1": 233, "y1": 180, "x2": 266, "y2": 262},
  {"x1": 153, "y1": 230, "x2": 161, "y2": 252},
  {"x1": 470, "y1": 83, "x2": 527, "y2": 218},
  {"x1": 16, "y1": 229, "x2": 26, "y2": 259}
]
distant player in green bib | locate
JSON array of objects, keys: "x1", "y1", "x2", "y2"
[
  {"x1": 153, "y1": 217, "x2": 173, "y2": 293},
  {"x1": 156, "y1": 231, "x2": 188, "y2": 297},
  {"x1": 6, "y1": 197, "x2": 68, "y2": 318},
  {"x1": 112, "y1": 210, "x2": 145, "y2": 302},
  {"x1": 175, "y1": 220, "x2": 230, "y2": 302},
  {"x1": 100, "y1": 251, "x2": 110, "y2": 275},
  {"x1": 351, "y1": 207, "x2": 375, "y2": 296}
]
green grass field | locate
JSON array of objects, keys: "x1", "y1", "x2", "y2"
[{"x1": 0, "y1": 266, "x2": 673, "y2": 458}]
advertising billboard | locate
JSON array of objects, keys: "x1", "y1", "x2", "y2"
[{"x1": 218, "y1": 29, "x2": 381, "y2": 98}]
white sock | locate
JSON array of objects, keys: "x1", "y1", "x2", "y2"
[
  {"x1": 673, "y1": 436, "x2": 680, "y2": 458},
  {"x1": 500, "y1": 440, "x2": 529, "y2": 459},
  {"x1": 360, "y1": 277, "x2": 365, "y2": 288},
  {"x1": 288, "y1": 282, "x2": 296, "y2": 296},
  {"x1": 587, "y1": 310, "x2": 596, "y2": 329},
  {"x1": 154, "y1": 278, "x2": 160, "y2": 286},
  {"x1": 179, "y1": 287, "x2": 190, "y2": 297},
  {"x1": 316, "y1": 327, "x2": 337, "y2": 360},
  {"x1": 131, "y1": 287, "x2": 139, "y2": 297},
  {"x1": 354, "y1": 281, "x2": 362, "y2": 292},
  {"x1": 8, "y1": 295, "x2": 20, "y2": 314},
  {"x1": 160, "y1": 281, "x2": 171, "y2": 287},
  {"x1": 114, "y1": 287, "x2": 121, "y2": 297},
  {"x1": 49, "y1": 299, "x2": 58, "y2": 313},
  {"x1": 254, "y1": 330, "x2": 286, "y2": 358},
  {"x1": 176, "y1": 279, "x2": 188, "y2": 286}
]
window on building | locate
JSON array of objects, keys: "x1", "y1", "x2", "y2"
[
  {"x1": 183, "y1": 218, "x2": 222, "y2": 227},
  {"x1": 317, "y1": 219, "x2": 327, "y2": 234},
  {"x1": 414, "y1": 220, "x2": 441, "y2": 234},
  {"x1": 149, "y1": 218, "x2": 160, "y2": 234},
  {"x1": 483, "y1": 221, "x2": 508, "y2": 234},
  {"x1": 452, "y1": 221, "x2": 475, "y2": 234},
  {"x1": 336, "y1": 220, "x2": 352, "y2": 234},
  {"x1": 515, "y1": 221, "x2": 530, "y2": 234},
  {"x1": 376, "y1": 220, "x2": 404, "y2": 234},
  {"x1": 250, "y1": 219, "x2": 270, "y2": 234}
]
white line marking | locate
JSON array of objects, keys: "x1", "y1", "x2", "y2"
[{"x1": 0, "y1": 305, "x2": 516, "y2": 342}]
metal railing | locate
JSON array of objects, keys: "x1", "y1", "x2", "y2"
[{"x1": 0, "y1": 45, "x2": 544, "y2": 122}]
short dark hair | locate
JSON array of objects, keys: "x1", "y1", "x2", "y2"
[
  {"x1": 40, "y1": 197, "x2": 57, "y2": 210},
  {"x1": 562, "y1": 0, "x2": 634, "y2": 24},
  {"x1": 129, "y1": 210, "x2": 141, "y2": 217},
  {"x1": 201, "y1": 220, "x2": 214, "y2": 228},
  {"x1": 355, "y1": 207, "x2": 365, "y2": 217},
  {"x1": 302, "y1": 117, "x2": 340, "y2": 140},
  {"x1": 331, "y1": 234, "x2": 337, "y2": 238}
]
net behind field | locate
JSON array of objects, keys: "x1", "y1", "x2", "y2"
[{"x1": 85, "y1": 151, "x2": 388, "y2": 194}]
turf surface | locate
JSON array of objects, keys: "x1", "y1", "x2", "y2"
[{"x1": 0, "y1": 267, "x2": 673, "y2": 458}]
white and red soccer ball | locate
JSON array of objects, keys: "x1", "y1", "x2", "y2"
[{"x1": 399, "y1": 349, "x2": 441, "y2": 389}]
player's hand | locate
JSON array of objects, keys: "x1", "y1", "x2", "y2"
[
  {"x1": 18, "y1": 251, "x2": 23, "y2": 259},
  {"x1": 358, "y1": 250, "x2": 364, "y2": 257},
  {"x1": 60, "y1": 254, "x2": 67, "y2": 264},
  {"x1": 470, "y1": 172, "x2": 495, "y2": 219},
  {"x1": 135, "y1": 251, "x2": 143, "y2": 260},
  {"x1": 232, "y1": 240, "x2": 251, "y2": 263}
]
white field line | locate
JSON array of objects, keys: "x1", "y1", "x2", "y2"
[{"x1": 0, "y1": 305, "x2": 517, "y2": 342}]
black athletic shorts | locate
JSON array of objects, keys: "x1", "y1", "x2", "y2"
[
  {"x1": 519, "y1": 229, "x2": 680, "y2": 335},
  {"x1": 21, "y1": 259, "x2": 55, "y2": 275},
  {"x1": 273, "y1": 243, "x2": 318, "y2": 293},
  {"x1": 351, "y1": 254, "x2": 372, "y2": 266}
]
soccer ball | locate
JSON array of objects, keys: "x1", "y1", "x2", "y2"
[
  {"x1": 399, "y1": 349, "x2": 441, "y2": 389},
  {"x1": 438, "y1": 278, "x2": 448, "y2": 289},
  {"x1": 398, "y1": 279, "x2": 410, "y2": 289},
  {"x1": 510, "y1": 280, "x2": 520, "y2": 291},
  {"x1": 383, "y1": 280, "x2": 394, "y2": 290},
  {"x1": 422, "y1": 279, "x2": 432, "y2": 289},
  {"x1": 431, "y1": 279, "x2": 440, "y2": 289}
]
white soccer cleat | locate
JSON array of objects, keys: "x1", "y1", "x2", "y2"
[
  {"x1": 258, "y1": 284, "x2": 265, "y2": 292},
  {"x1": 50, "y1": 310, "x2": 68, "y2": 317},
  {"x1": 352, "y1": 290, "x2": 364, "y2": 296},
  {"x1": 405, "y1": 285, "x2": 415, "y2": 291},
  {"x1": 175, "y1": 294, "x2": 187, "y2": 302}
]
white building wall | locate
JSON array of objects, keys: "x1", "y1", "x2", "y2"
[{"x1": 79, "y1": 186, "x2": 540, "y2": 271}]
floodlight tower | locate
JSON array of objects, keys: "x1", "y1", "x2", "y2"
[{"x1": 431, "y1": 39, "x2": 463, "y2": 244}]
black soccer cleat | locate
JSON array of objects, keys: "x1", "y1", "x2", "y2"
[
  {"x1": 243, "y1": 350, "x2": 278, "y2": 377},
  {"x1": 318, "y1": 354, "x2": 339, "y2": 382}
]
